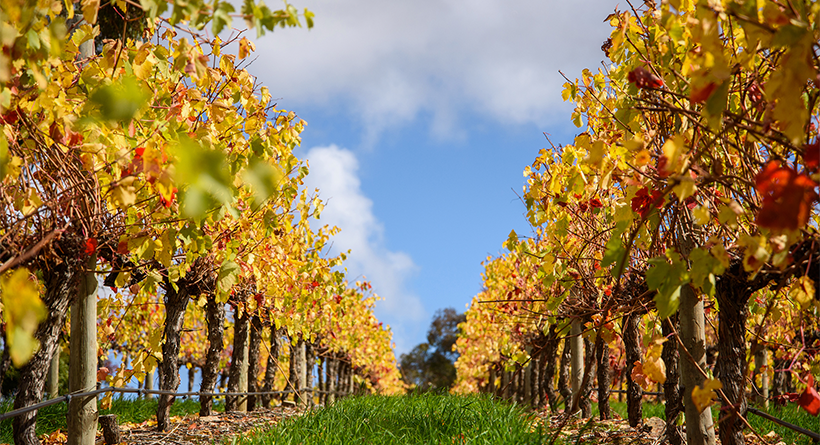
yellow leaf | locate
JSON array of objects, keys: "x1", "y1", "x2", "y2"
[
  {"x1": 635, "y1": 149, "x2": 651, "y2": 166},
  {"x1": 661, "y1": 134, "x2": 686, "y2": 175},
  {"x1": 789, "y1": 276, "x2": 815, "y2": 310},
  {"x1": 238, "y1": 37, "x2": 255, "y2": 60},
  {"x1": 110, "y1": 176, "x2": 137, "y2": 209},
  {"x1": 81, "y1": 0, "x2": 100, "y2": 24},
  {"x1": 738, "y1": 234, "x2": 770, "y2": 272},
  {"x1": 672, "y1": 176, "x2": 696, "y2": 201},
  {"x1": 692, "y1": 378, "x2": 722, "y2": 413},
  {"x1": 693, "y1": 205, "x2": 710, "y2": 225},
  {"x1": 622, "y1": 135, "x2": 645, "y2": 152},
  {"x1": 63, "y1": 0, "x2": 75, "y2": 19},
  {"x1": 643, "y1": 339, "x2": 666, "y2": 385},
  {"x1": 584, "y1": 140, "x2": 605, "y2": 169},
  {"x1": 0, "y1": 268, "x2": 47, "y2": 366}
]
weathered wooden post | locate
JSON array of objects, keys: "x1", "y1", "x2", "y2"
[
  {"x1": 68, "y1": 255, "x2": 98, "y2": 445},
  {"x1": 754, "y1": 348, "x2": 769, "y2": 408},
  {"x1": 569, "y1": 318, "x2": 584, "y2": 414},
  {"x1": 144, "y1": 370, "x2": 154, "y2": 399},
  {"x1": 47, "y1": 348, "x2": 60, "y2": 399}
]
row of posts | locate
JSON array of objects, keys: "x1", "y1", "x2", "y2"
[{"x1": 479, "y1": 322, "x2": 776, "y2": 414}]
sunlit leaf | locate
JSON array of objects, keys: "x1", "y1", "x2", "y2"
[
  {"x1": 0, "y1": 268, "x2": 47, "y2": 367},
  {"x1": 692, "y1": 378, "x2": 722, "y2": 413}
]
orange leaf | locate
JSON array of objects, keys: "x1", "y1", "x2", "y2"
[
  {"x1": 84, "y1": 238, "x2": 98, "y2": 255},
  {"x1": 630, "y1": 361, "x2": 653, "y2": 391},
  {"x1": 690, "y1": 82, "x2": 717, "y2": 104}
]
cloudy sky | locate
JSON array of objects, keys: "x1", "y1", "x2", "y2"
[{"x1": 246, "y1": 0, "x2": 619, "y2": 355}]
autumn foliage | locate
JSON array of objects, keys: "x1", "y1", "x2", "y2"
[
  {"x1": 0, "y1": 0, "x2": 403, "y2": 439},
  {"x1": 456, "y1": 1, "x2": 820, "y2": 444}
]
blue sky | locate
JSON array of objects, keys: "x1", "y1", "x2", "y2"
[{"x1": 245, "y1": 0, "x2": 619, "y2": 355}]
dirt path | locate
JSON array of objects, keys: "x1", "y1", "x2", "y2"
[{"x1": 38, "y1": 406, "x2": 306, "y2": 445}]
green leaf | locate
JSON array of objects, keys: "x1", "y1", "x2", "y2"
[
  {"x1": 304, "y1": 8, "x2": 314, "y2": 29},
  {"x1": 212, "y1": 1, "x2": 236, "y2": 36},
  {"x1": 26, "y1": 29, "x2": 40, "y2": 50},
  {"x1": 505, "y1": 230, "x2": 518, "y2": 251},
  {"x1": 688, "y1": 247, "x2": 725, "y2": 297},
  {"x1": 771, "y1": 24, "x2": 807, "y2": 48},
  {"x1": 90, "y1": 75, "x2": 149, "y2": 122},
  {"x1": 173, "y1": 136, "x2": 234, "y2": 219},
  {"x1": 602, "y1": 220, "x2": 629, "y2": 278},
  {"x1": 242, "y1": 157, "x2": 283, "y2": 208},
  {"x1": 217, "y1": 260, "x2": 240, "y2": 293},
  {"x1": 646, "y1": 252, "x2": 688, "y2": 319}
]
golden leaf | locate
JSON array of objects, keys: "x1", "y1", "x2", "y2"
[
  {"x1": 238, "y1": 37, "x2": 256, "y2": 60},
  {"x1": 81, "y1": 0, "x2": 100, "y2": 24},
  {"x1": 643, "y1": 339, "x2": 667, "y2": 385},
  {"x1": 789, "y1": 276, "x2": 815, "y2": 310},
  {"x1": 692, "y1": 378, "x2": 723, "y2": 413}
]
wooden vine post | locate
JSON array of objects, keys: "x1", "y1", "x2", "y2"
[
  {"x1": 47, "y1": 349, "x2": 59, "y2": 399},
  {"x1": 68, "y1": 255, "x2": 98, "y2": 445},
  {"x1": 569, "y1": 318, "x2": 584, "y2": 413}
]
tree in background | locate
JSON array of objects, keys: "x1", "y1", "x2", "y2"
[{"x1": 400, "y1": 308, "x2": 465, "y2": 391}]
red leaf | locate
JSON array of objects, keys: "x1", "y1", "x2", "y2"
[
  {"x1": 628, "y1": 67, "x2": 663, "y2": 89},
  {"x1": 589, "y1": 198, "x2": 603, "y2": 208},
  {"x1": 0, "y1": 109, "x2": 19, "y2": 125},
  {"x1": 690, "y1": 82, "x2": 717, "y2": 104},
  {"x1": 755, "y1": 161, "x2": 818, "y2": 230},
  {"x1": 631, "y1": 187, "x2": 665, "y2": 219},
  {"x1": 84, "y1": 238, "x2": 98, "y2": 255},
  {"x1": 804, "y1": 140, "x2": 820, "y2": 171},
  {"x1": 797, "y1": 376, "x2": 820, "y2": 416},
  {"x1": 685, "y1": 196, "x2": 698, "y2": 209},
  {"x1": 135, "y1": 146, "x2": 145, "y2": 158},
  {"x1": 66, "y1": 130, "x2": 83, "y2": 147},
  {"x1": 657, "y1": 156, "x2": 670, "y2": 178},
  {"x1": 116, "y1": 240, "x2": 129, "y2": 254},
  {"x1": 49, "y1": 122, "x2": 64, "y2": 144}
]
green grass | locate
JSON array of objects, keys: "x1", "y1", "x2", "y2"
[
  {"x1": 239, "y1": 393, "x2": 550, "y2": 445},
  {"x1": 0, "y1": 396, "x2": 215, "y2": 443},
  {"x1": 747, "y1": 404, "x2": 820, "y2": 445},
  {"x1": 0, "y1": 392, "x2": 817, "y2": 445},
  {"x1": 595, "y1": 400, "x2": 820, "y2": 445}
]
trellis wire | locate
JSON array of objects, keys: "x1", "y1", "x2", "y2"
[{"x1": 0, "y1": 386, "x2": 346, "y2": 422}]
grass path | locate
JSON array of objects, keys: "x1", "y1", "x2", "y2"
[
  {"x1": 2, "y1": 393, "x2": 818, "y2": 445},
  {"x1": 239, "y1": 393, "x2": 549, "y2": 445}
]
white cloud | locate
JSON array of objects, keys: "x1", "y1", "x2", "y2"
[
  {"x1": 252, "y1": 0, "x2": 617, "y2": 141},
  {"x1": 302, "y1": 145, "x2": 426, "y2": 353}
]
